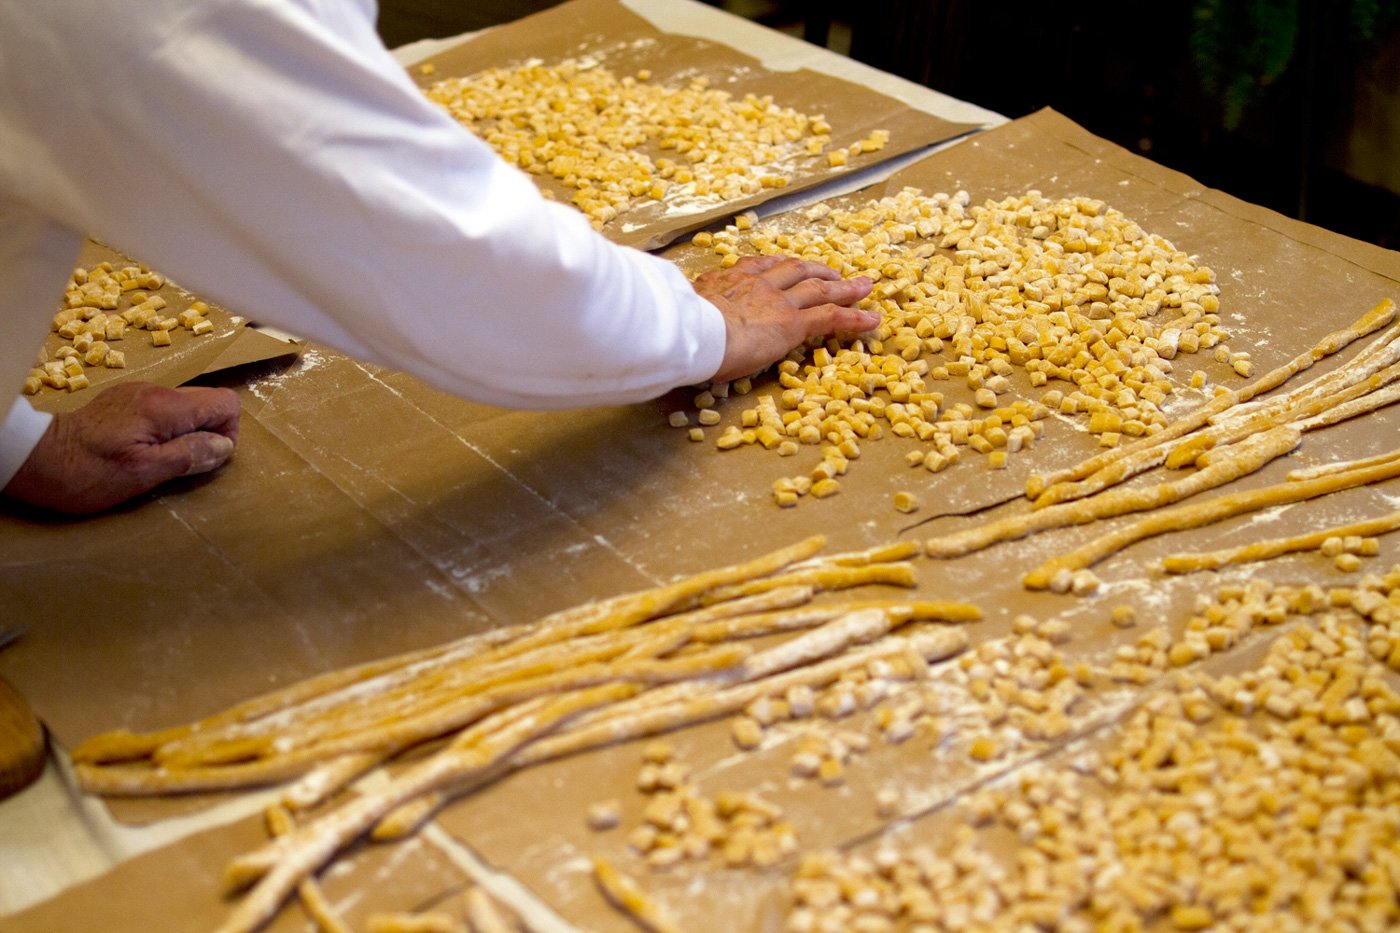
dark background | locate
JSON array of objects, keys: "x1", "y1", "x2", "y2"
[{"x1": 376, "y1": 0, "x2": 1400, "y2": 251}]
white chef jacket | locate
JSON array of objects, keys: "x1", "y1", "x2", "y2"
[{"x1": 0, "y1": 0, "x2": 727, "y2": 488}]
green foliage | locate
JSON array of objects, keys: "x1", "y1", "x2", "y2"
[
  {"x1": 1350, "y1": 0, "x2": 1397, "y2": 36},
  {"x1": 1189, "y1": 0, "x2": 1400, "y2": 129}
]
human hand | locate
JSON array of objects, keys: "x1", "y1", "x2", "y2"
[
  {"x1": 693, "y1": 255, "x2": 877, "y2": 384},
  {"x1": 2, "y1": 382, "x2": 241, "y2": 514}
]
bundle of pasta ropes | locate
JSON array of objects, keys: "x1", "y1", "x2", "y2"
[
  {"x1": 922, "y1": 298, "x2": 1400, "y2": 589},
  {"x1": 71, "y1": 535, "x2": 978, "y2": 933}
]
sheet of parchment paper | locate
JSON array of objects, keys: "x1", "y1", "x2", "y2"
[
  {"x1": 4, "y1": 110, "x2": 1399, "y2": 931},
  {"x1": 408, "y1": 0, "x2": 981, "y2": 250},
  {"x1": 24, "y1": 241, "x2": 299, "y2": 415}
]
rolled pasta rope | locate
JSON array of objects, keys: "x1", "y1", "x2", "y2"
[
  {"x1": 1287, "y1": 450, "x2": 1400, "y2": 483},
  {"x1": 1161, "y1": 510, "x2": 1400, "y2": 573},
  {"x1": 280, "y1": 751, "x2": 387, "y2": 814},
  {"x1": 688, "y1": 599, "x2": 980, "y2": 643},
  {"x1": 92, "y1": 545, "x2": 830, "y2": 771},
  {"x1": 699, "y1": 561, "x2": 915, "y2": 605},
  {"x1": 1036, "y1": 321, "x2": 1400, "y2": 508},
  {"x1": 79, "y1": 753, "x2": 356, "y2": 797},
  {"x1": 484, "y1": 536, "x2": 829, "y2": 659},
  {"x1": 586, "y1": 584, "x2": 815, "y2": 657},
  {"x1": 79, "y1": 646, "x2": 749, "y2": 796},
  {"x1": 621, "y1": 626, "x2": 695, "y2": 660},
  {"x1": 1167, "y1": 357, "x2": 1400, "y2": 469},
  {"x1": 374, "y1": 626, "x2": 970, "y2": 841},
  {"x1": 70, "y1": 625, "x2": 530, "y2": 765},
  {"x1": 153, "y1": 635, "x2": 639, "y2": 768},
  {"x1": 737, "y1": 607, "x2": 899, "y2": 678},
  {"x1": 789, "y1": 539, "x2": 921, "y2": 569},
  {"x1": 1294, "y1": 379, "x2": 1400, "y2": 432},
  {"x1": 1218, "y1": 317, "x2": 1400, "y2": 425},
  {"x1": 265, "y1": 804, "x2": 352, "y2": 933},
  {"x1": 216, "y1": 685, "x2": 638, "y2": 933},
  {"x1": 369, "y1": 794, "x2": 451, "y2": 843},
  {"x1": 592, "y1": 857, "x2": 685, "y2": 933},
  {"x1": 1023, "y1": 447, "x2": 1400, "y2": 587},
  {"x1": 1023, "y1": 299, "x2": 1396, "y2": 501},
  {"x1": 155, "y1": 585, "x2": 823, "y2": 770},
  {"x1": 925, "y1": 425, "x2": 1302, "y2": 559}
]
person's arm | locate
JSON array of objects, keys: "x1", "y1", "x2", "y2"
[{"x1": 0, "y1": 0, "x2": 874, "y2": 413}]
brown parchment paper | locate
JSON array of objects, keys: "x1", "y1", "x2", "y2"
[
  {"x1": 25, "y1": 241, "x2": 299, "y2": 414},
  {"x1": 5, "y1": 109, "x2": 1400, "y2": 931},
  {"x1": 408, "y1": 0, "x2": 982, "y2": 250},
  {"x1": 3, "y1": 807, "x2": 474, "y2": 933}
]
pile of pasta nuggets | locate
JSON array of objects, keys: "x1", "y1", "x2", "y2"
[{"x1": 25, "y1": 259, "x2": 219, "y2": 396}]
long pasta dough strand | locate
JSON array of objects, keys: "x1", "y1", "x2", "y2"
[
  {"x1": 1218, "y1": 313, "x2": 1400, "y2": 424},
  {"x1": 265, "y1": 805, "x2": 353, "y2": 933},
  {"x1": 80, "y1": 649, "x2": 746, "y2": 797},
  {"x1": 516, "y1": 627, "x2": 967, "y2": 771},
  {"x1": 592, "y1": 857, "x2": 685, "y2": 933},
  {"x1": 1023, "y1": 451, "x2": 1400, "y2": 587},
  {"x1": 926, "y1": 426, "x2": 1302, "y2": 559},
  {"x1": 1287, "y1": 450, "x2": 1400, "y2": 483},
  {"x1": 1165, "y1": 358, "x2": 1400, "y2": 470},
  {"x1": 79, "y1": 543, "x2": 832, "y2": 780},
  {"x1": 699, "y1": 562, "x2": 915, "y2": 605},
  {"x1": 1294, "y1": 380, "x2": 1400, "y2": 432},
  {"x1": 69, "y1": 625, "x2": 528, "y2": 765},
  {"x1": 1024, "y1": 299, "x2": 1396, "y2": 498},
  {"x1": 366, "y1": 623, "x2": 969, "y2": 844},
  {"x1": 1036, "y1": 318, "x2": 1400, "y2": 507},
  {"x1": 689, "y1": 599, "x2": 980, "y2": 643},
  {"x1": 1161, "y1": 510, "x2": 1400, "y2": 573},
  {"x1": 217, "y1": 685, "x2": 637, "y2": 933},
  {"x1": 493, "y1": 535, "x2": 828, "y2": 656}
]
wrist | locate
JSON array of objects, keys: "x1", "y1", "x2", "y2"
[{"x1": 0, "y1": 398, "x2": 54, "y2": 491}]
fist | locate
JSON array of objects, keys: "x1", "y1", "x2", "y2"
[{"x1": 3, "y1": 382, "x2": 241, "y2": 514}]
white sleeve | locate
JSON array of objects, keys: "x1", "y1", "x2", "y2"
[
  {"x1": 0, "y1": 398, "x2": 52, "y2": 490},
  {"x1": 0, "y1": 0, "x2": 726, "y2": 412}
]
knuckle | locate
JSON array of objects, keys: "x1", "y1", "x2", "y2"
[{"x1": 133, "y1": 390, "x2": 172, "y2": 421}]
